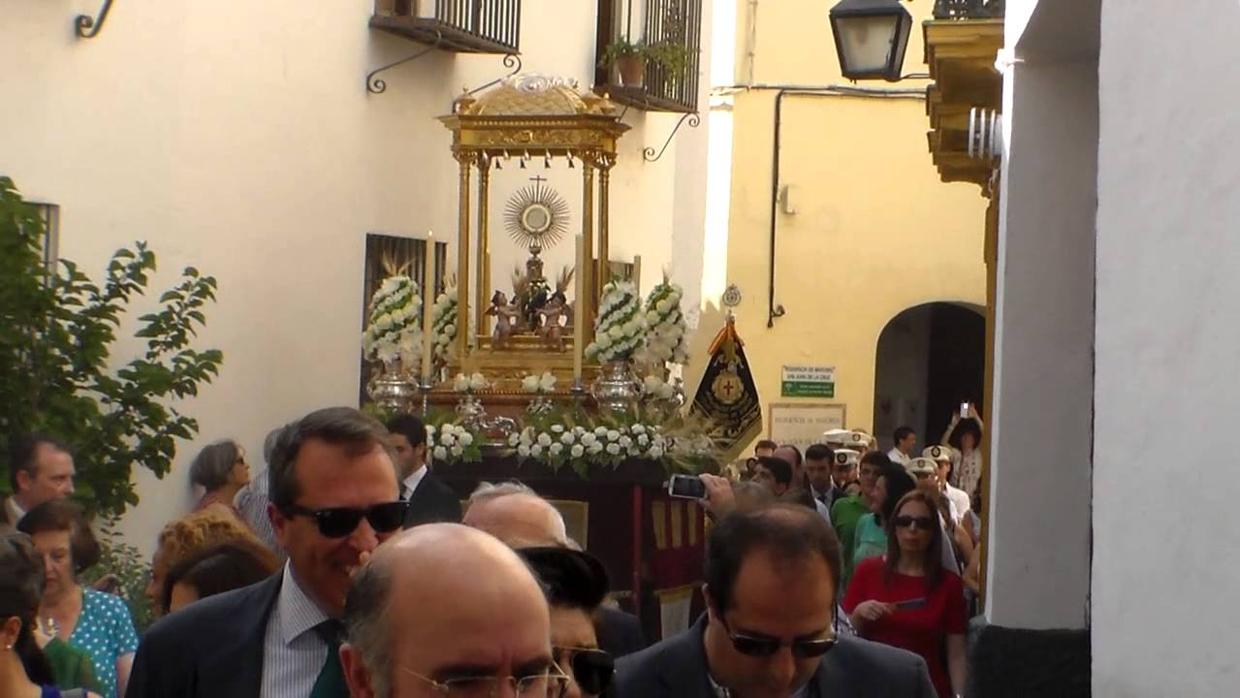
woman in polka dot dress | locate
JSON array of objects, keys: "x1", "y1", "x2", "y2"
[{"x1": 18, "y1": 502, "x2": 138, "y2": 698}]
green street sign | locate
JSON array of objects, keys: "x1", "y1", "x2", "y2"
[
  {"x1": 782, "y1": 381, "x2": 835, "y2": 398},
  {"x1": 781, "y1": 366, "x2": 836, "y2": 398}
]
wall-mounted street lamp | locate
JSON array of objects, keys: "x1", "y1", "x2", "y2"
[{"x1": 828, "y1": 0, "x2": 914, "y2": 81}]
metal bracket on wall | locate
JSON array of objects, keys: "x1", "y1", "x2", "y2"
[
  {"x1": 459, "y1": 54, "x2": 523, "y2": 100},
  {"x1": 74, "y1": 0, "x2": 115, "y2": 39},
  {"x1": 642, "y1": 113, "x2": 701, "y2": 163},
  {"x1": 366, "y1": 31, "x2": 444, "y2": 95}
]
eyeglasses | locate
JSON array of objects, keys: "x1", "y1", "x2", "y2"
[
  {"x1": 281, "y1": 501, "x2": 408, "y2": 538},
  {"x1": 553, "y1": 647, "x2": 614, "y2": 696},
  {"x1": 718, "y1": 617, "x2": 836, "y2": 659},
  {"x1": 893, "y1": 515, "x2": 936, "y2": 531},
  {"x1": 398, "y1": 666, "x2": 570, "y2": 697}
]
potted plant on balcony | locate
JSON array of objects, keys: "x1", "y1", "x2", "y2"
[{"x1": 602, "y1": 38, "x2": 649, "y2": 88}]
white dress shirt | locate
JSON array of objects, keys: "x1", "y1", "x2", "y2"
[
  {"x1": 943, "y1": 483, "x2": 971, "y2": 523},
  {"x1": 260, "y1": 563, "x2": 332, "y2": 698},
  {"x1": 886, "y1": 447, "x2": 911, "y2": 466},
  {"x1": 401, "y1": 465, "x2": 428, "y2": 500}
]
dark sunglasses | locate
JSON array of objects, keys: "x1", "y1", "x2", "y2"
[
  {"x1": 893, "y1": 515, "x2": 936, "y2": 531},
  {"x1": 719, "y1": 617, "x2": 836, "y2": 659},
  {"x1": 282, "y1": 501, "x2": 408, "y2": 538},
  {"x1": 555, "y1": 648, "x2": 614, "y2": 695}
]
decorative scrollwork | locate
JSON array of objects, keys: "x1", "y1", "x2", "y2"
[
  {"x1": 642, "y1": 113, "x2": 701, "y2": 163},
  {"x1": 462, "y1": 54, "x2": 524, "y2": 99},
  {"x1": 74, "y1": 0, "x2": 115, "y2": 39},
  {"x1": 366, "y1": 31, "x2": 443, "y2": 95}
]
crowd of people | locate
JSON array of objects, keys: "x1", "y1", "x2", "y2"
[{"x1": 0, "y1": 405, "x2": 985, "y2": 698}]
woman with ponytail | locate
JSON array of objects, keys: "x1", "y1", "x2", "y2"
[{"x1": 0, "y1": 530, "x2": 98, "y2": 698}]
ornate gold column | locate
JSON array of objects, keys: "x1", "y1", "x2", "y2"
[
  {"x1": 455, "y1": 151, "x2": 473, "y2": 365},
  {"x1": 581, "y1": 157, "x2": 596, "y2": 336},
  {"x1": 476, "y1": 157, "x2": 491, "y2": 343},
  {"x1": 597, "y1": 155, "x2": 614, "y2": 297}
]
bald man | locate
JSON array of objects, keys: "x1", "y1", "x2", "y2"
[
  {"x1": 341, "y1": 524, "x2": 561, "y2": 697},
  {"x1": 462, "y1": 481, "x2": 649, "y2": 658}
]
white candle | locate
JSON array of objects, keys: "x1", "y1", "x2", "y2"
[
  {"x1": 421, "y1": 231, "x2": 435, "y2": 382},
  {"x1": 573, "y1": 233, "x2": 585, "y2": 382}
]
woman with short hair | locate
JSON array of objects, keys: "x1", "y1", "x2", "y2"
[
  {"x1": 188, "y1": 439, "x2": 250, "y2": 516},
  {"x1": 17, "y1": 503, "x2": 136, "y2": 698},
  {"x1": 844, "y1": 489, "x2": 968, "y2": 698},
  {"x1": 518, "y1": 547, "x2": 615, "y2": 698},
  {"x1": 160, "y1": 541, "x2": 279, "y2": 614}
]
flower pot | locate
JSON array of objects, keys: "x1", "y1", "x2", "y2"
[
  {"x1": 616, "y1": 55, "x2": 646, "y2": 88},
  {"x1": 592, "y1": 360, "x2": 641, "y2": 415}
]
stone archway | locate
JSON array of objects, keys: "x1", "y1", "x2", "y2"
[{"x1": 872, "y1": 302, "x2": 985, "y2": 452}]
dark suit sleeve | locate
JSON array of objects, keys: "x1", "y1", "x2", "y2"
[
  {"x1": 125, "y1": 619, "x2": 188, "y2": 698},
  {"x1": 909, "y1": 653, "x2": 937, "y2": 697}
]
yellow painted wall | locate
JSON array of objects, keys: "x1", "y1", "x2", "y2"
[{"x1": 723, "y1": 83, "x2": 986, "y2": 437}]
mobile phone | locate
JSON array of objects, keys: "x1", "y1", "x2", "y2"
[
  {"x1": 959, "y1": 402, "x2": 970, "y2": 418},
  {"x1": 892, "y1": 597, "x2": 927, "y2": 610},
  {"x1": 668, "y1": 474, "x2": 707, "y2": 500}
]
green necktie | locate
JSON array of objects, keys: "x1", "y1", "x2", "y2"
[{"x1": 310, "y1": 619, "x2": 347, "y2": 698}]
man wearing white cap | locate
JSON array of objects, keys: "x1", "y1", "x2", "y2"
[{"x1": 923, "y1": 446, "x2": 971, "y2": 523}]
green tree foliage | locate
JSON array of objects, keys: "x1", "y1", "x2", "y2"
[{"x1": 0, "y1": 176, "x2": 223, "y2": 516}]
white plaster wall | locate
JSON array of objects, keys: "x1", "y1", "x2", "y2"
[
  {"x1": 1093, "y1": 2, "x2": 1240, "y2": 694},
  {"x1": 986, "y1": 47, "x2": 1095, "y2": 629},
  {"x1": 0, "y1": 0, "x2": 710, "y2": 553}
]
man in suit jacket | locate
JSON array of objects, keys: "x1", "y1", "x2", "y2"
[
  {"x1": 386, "y1": 414, "x2": 462, "y2": 528},
  {"x1": 613, "y1": 504, "x2": 935, "y2": 698},
  {"x1": 3, "y1": 433, "x2": 76, "y2": 526},
  {"x1": 126, "y1": 407, "x2": 406, "y2": 697}
]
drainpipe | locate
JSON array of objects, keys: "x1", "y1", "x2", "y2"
[{"x1": 767, "y1": 89, "x2": 788, "y2": 328}]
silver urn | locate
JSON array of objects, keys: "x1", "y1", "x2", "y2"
[{"x1": 592, "y1": 360, "x2": 641, "y2": 415}]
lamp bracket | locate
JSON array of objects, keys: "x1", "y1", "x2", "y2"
[
  {"x1": 74, "y1": 0, "x2": 115, "y2": 39},
  {"x1": 642, "y1": 112, "x2": 701, "y2": 163},
  {"x1": 460, "y1": 54, "x2": 524, "y2": 100},
  {"x1": 366, "y1": 30, "x2": 444, "y2": 95}
]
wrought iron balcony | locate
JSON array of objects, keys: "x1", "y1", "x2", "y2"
[
  {"x1": 593, "y1": 0, "x2": 702, "y2": 113},
  {"x1": 371, "y1": 0, "x2": 521, "y2": 54},
  {"x1": 934, "y1": 0, "x2": 1004, "y2": 20}
]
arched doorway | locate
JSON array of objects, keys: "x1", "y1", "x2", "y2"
[{"x1": 872, "y1": 303, "x2": 985, "y2": 452}]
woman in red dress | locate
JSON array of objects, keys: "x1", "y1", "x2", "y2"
[{"x1": 843, "y1": 489, "x2": 967, "y2": 698}]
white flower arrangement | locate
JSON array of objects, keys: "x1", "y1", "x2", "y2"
[
  {"x1": 512, "y1": 422, "x2": 675, "y2": 470},
  {"x1": 425, "y1": 422, "x2": 483, "y2": 465},
  {"x1": 362, "y1": 275, "x2": 423, "y2": 368},
  {"x1": 520, "y1": 371, "x2": 558, "y2": 394},
  {"x1": 431, "y1": 285, "x2": 459, "y2": 365},
  {"x1": 452, "y1": 372, "x2": 491, "y2": 393},
  {"x1": 585, "y1": 280, "x2": 645, "y2": 364},
  {"x1": 641, "y1": 374, "x2": 679, "y2": 401},
  {"x1": 635, "y1": 279, "x2": 690, "y2": 367}
]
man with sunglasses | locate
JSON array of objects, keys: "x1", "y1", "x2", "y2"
[
  {"x1": 613, "y1": 504, "x2": 934, "y2": 698},
  {"x1": 127, "y1": 407, "x2": 407, "y2": 698}
]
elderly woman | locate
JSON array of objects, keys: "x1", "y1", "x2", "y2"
[
  {"x1": 18, "y1": 503, "x2": 137, "y2": 698},
  {"x1": 844, "y1": 490, "x2": 968, "y2": 698},
  {"x1": 188, "y1": 439, "x2": 250, "y2": 515},
  {"x1": 144, "y1": 508, "x2": 269, "y2": 617},
  {"x1": 518, "y1": 547, "x2": 615, "y2": 698}
]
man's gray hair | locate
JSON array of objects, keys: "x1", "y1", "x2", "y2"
[
  {"x1": 267, "y1": 407, "x2": 393, "y2": 510},
  {"x1": 468, "y1": 480, "x2": 538, "y2": 505},
  {"x1": 344, "y1": 556, "x2": 395, "y2": 698}
]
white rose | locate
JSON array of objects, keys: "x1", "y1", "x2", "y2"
[
  {"x1": 581, "y1": 433, "x2": 598, "y2": 447},
  {"x1": 594, "y1": 427, "x2": 608, "y2": 437},
  {"x1": 646, "y1": 310, "x2": 661, "y2": 325},
  {"x1": 433, "y1": 446, "x2": 448, "y2": 461},
  {"x1": 426, "y1": 424, "x2": 437, "y2": 435},
  {"x1": 470, "y1": 373, "x2": 488, "y2": 390},
  {"x1": 445, "y1": 323, "x2": 456, "y2": 337},
  {"x1": 570, "y1": 444, "x2": 585, "y2": 458},
  {"x1": 587, "y1": 443, "x2": 604, "y2": 455},
  {"x1": 606, "y1": 430, "x2": 621, "y2": 442},
  {"x1": 559, "y1": 432, "x2": 575, "y2": 445},
  {"x1": 459, "y1": 432, "x2": 474, "y2": 447},
  {"x1": 450, "y1": 445, "x2": 464, "y2": 458},
  {"x1": 539, "y1": 372, "x2": 557, "y2": 392},
  {"x1": 537, "y1": 433, "x2": 553, "y2": 447},
  {"x1": 440, "y1": 432, "x2": 456, "y2": 447},
  {"x1": 623, "y1": 319, "x2": 641, "y2": 336},
  {"x1": 522, "y1": 375, "x2": 540, "y2": 393},
  {"x1": 517, "y1": 444, "x2": 531, "y2": 458},
  {"x1": 508, "y1": 433, "x2": 521, "y2": 447},
  {"x1": 606, "y1": 443, "x2": 621, "y2": 456},
  {"x1": 619, "y1": 436, "x2": 633, "y2": 449},
  {"x1": 632, "y1": 424, "x2": 646, "y2": 435},
  {"x1": 530, "y1": 444, "x2": 543, "y2": 458},
  {"x1": 549, "y1": 443, "x2": 564, "y2": 456},
  {"x1": 637, "y1": 434, "x2": 650, "y2": 447},
  {"x1": 649, "y1": 446, "x2": 664, "y2": 459},
  {"x1": 595, "y1": 333, "x2": 613, "y2": 349},
  {"x1": 609, "y1": 325, "x2": 626, "y2": 340},
  {"x1": 551, "y1": 424, "x2": 565, "y2": 434},
  {"x1": 453, "y1": 374, "x2": 470, "y2": 391}
]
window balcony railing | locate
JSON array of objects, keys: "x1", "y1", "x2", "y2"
[
  {"x1": 933, "y1": 0, "x2": 1004, "y2": 20},
  {"x1": 372, "y1": 0, "x2": 521, "y2": 54},
  {"x1": 593, "y1": 0, "x2": 702, "y2": 113}
]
